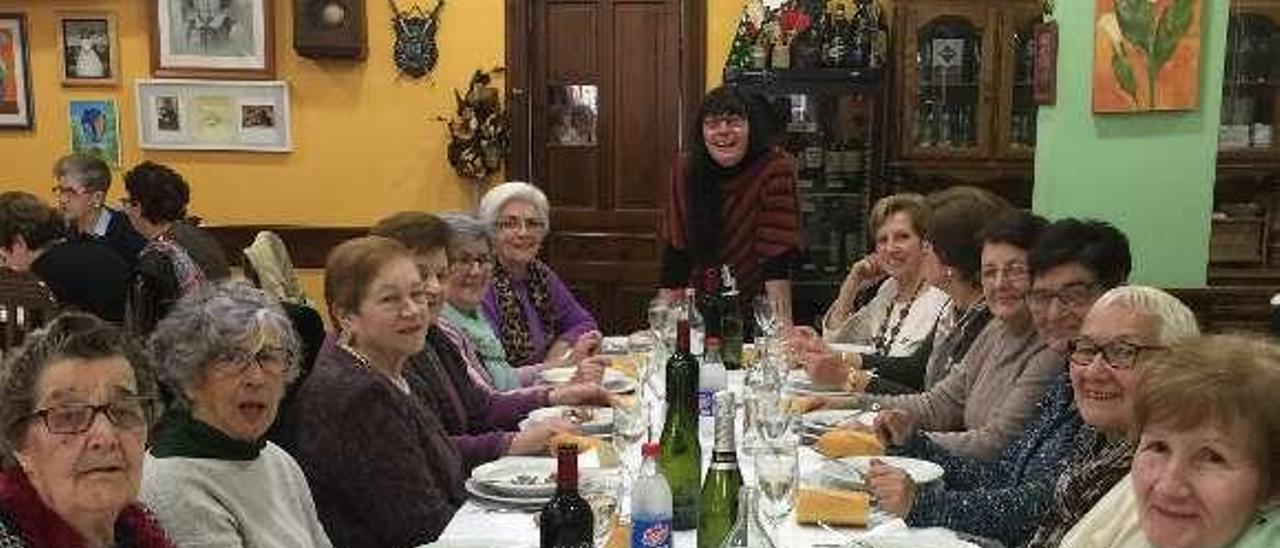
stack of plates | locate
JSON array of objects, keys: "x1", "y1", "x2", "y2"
[
  {"x1": 801, "y1": 409, "x2": 876, "y2": 433},
  {"x1": 466, "y1": 458, "x2": 557, "y2": 509},
  {"x1": 521, "y1": 406, "x2": 614, "y2": 435}
]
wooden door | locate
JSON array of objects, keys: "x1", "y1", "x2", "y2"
[
  {"x1": 899, "y1": 2, "x2": 997, "y2": 160},
  {"x1": 995, "y1": 4, "x2": 1041, "y2": 160},
  {"x1": 505, "y1": 0, "x2": 704, "y2": 335}
]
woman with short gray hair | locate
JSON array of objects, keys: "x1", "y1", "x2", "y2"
[
  {"x1": 139, "y1": 282, "x2": 332, "y2": 548},
  {"x1": 477, "y1": 182, "x2": 601, "y2": 368}
]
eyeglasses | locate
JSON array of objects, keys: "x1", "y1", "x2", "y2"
[
  {"x1": 495, "y1": 216, "x2": 546, "y2": 233},
  {"x1": 980, "y1": 262, "x2": 1029, "y2": 284},
  {"x1": 27, "y1": 398, "x2": 153, "y2": 435},
  {"x1": 1066, "y1": 337, "x2": 1166, "y2": 370},
  {"x1": 1027, "y1": 282, "x2": 1101, "y2": 311},
  {"x1": 702, "y1": 115, "x2": 746, "y2": 131},
  {"x1": 119, "y1": 197, "x2": 137, "y2": 207},
  {"x1": 450, "y1": 252, "x2": 495, "y2": 272},
  {"x1": 211, "y1": 347, "x2": 291, "y2": 376},
  {"x1": 50, "y1": 185, "x2": 90, "y2": 197}
]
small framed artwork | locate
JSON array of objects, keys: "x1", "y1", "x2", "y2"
[
  {"x1": 69, "y1": 99, "x2": 122, "y2": 166},
  {"x1": 136, "y1": 79, "x2": 291, "y2": 152},
  {"x1": 58, "y1": 12, "x2": 119, "y2": 86},
  {"x1": 0, "y1": 13, "x2": 34, "y2": 129},
  {"x1": 149, "y1": 0, "x2": 275, "y2": 79},
  {"x1": 1033, "y1": 21, "x2": 1058, "y2": 106}
]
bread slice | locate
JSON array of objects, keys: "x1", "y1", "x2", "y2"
[
  {"x1": 814, "y1": 429, "x2": 885, "y2": 458},
  {"x1": 795, "y1": 488, "x2": 871, "y2": 527}
]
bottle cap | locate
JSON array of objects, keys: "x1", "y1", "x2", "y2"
[{"x1": 641, "y1": 442, "x2": 661, "y2": 458}]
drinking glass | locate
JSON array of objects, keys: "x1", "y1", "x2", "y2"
[
  {"x1": 753, "y1": 294, "x2": 778, "y2": 339},
  {"x1": 626, "y1": 330, "x2": 657, "y2": 397},
  {"x1": 754, "y1": 437, "x2": 799, "y2": 527}
]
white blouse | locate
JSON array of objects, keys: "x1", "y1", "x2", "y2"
[{"x1": 821, "y1": 278, "x2": 951, "y2": 357}]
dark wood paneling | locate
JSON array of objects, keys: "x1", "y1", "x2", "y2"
[
  {"x1": 545, "y1": 3, "x2": 599, "y2": 81},
  {"x1": 547, "y1": 146, "x2": 600, "y2": 208},
  {"x1": 613, "y1": 3, "x2": 676, "y2": 210}
]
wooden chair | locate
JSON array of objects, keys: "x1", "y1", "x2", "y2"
[{"x1": 0, "y1": 268, "x2": 59, "y2": 357}]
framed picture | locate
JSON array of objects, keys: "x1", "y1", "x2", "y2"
[
  {"x1": 1094, "y1": 0, "x2": 1203, "y2": 113},
  {"x1": 58, "y1": 12, "x2": 119, "y2": 86},
  {"x1": 69, "y1": 100, "x2": 122, "y2": 166},
  {"x1": 1033, "y1": 21, "x2": 1058, "y2": 106},
  {"x1": 0, "y1": 13, "x2": 34, "y2": 129},
  {"x1": 136, "y1": 79, "x2": 291, "y2": 152},
  {"x1": 150, "y1": 0, "x2": 275, "y2": 79}
]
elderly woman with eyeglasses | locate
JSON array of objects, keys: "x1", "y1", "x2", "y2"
[
  {"x1": 138, "y1": 283, "x2": 332, "y2": 547},
  {"x1": 478, "y1": 182, "x2": 602, "y2": 369},
  {"x1": 0, "y1": 313, "x2": 174, "y2": 548},
  {"x1": 51, "y1": 154, "x2": 146, "y2": 266},
  {"x1": 1059, "y1": 334, "x2": 1280, "y2": 548}
]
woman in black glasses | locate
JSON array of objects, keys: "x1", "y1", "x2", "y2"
[{"x1": 0, "y1": 313, "x2": 174, "y2": 548}]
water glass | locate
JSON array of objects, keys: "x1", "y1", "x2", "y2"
[
  {"x1": 612, "y1": 400, "x2": 647, "y2": 509},
  {"x1": 754, "y1": 437, "x2": 799, "y2": 524},
  {"x1": 753, "y1": 294, "x2": 778, "y2": 339}
]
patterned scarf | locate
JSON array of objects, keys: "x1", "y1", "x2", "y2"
[
  {"x1": 1026, "y1": 426, "x2": 1135, "y2": 548},
  {"x1": 147, "y1": 232, "x2": 205, "y2": 295},
  {"x1": 490, "y1": 259, "x2": 556, "y2": 366},
  {"x1": 0, "y1": 468, "x2": 175, "y2": 548}
]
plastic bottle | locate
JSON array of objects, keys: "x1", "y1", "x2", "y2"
[
  {"x1": 631, "y1": 442, "x2": 674, "y2": 548},
  {"x1": 698, "y1": 338, "x2": 728, "y2": 441}
]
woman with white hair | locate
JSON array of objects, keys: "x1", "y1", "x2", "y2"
[
  {"x1": 140, "y1": 282, "x2": 332, "y2": 547},
  {"x1": 477, "y1": 182, "x2": 601, "y2": 368}
]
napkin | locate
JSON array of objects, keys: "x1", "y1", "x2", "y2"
[
  {"x1": 814, "y1": 430, "x2": 884, "y2": 458},
  {"x1": 795, "y1": 488, "x2": 871, "y2": 526},
  {"x1": 848, "y1": 518, "x2": 983, "y2": 548}
]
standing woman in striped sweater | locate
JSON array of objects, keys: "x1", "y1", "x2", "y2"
[{"x1": 659, "y1": 86, "x2": 803, "y2": 327}]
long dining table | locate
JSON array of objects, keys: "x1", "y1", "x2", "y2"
[{"x1": 434, "y1": 352, "x2": 982, "y2": 548}]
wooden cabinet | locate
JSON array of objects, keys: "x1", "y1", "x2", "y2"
[
  {"x1": 1218, "y1": 1, "x2": 1280, "y2": 173},
  {"x1": 888, "y1": 0, "x2": 1041, "y2": 205}
]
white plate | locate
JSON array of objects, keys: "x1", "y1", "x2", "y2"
[
  {"x1": 817, "y1": 456, "x2": 944, "y2": 487},
  {"x1": 523, "y1": 406, "x2": 614, "y2": 435},
  {"x1": 464, "y1": 477, "x2": 550, "y2": 508},
  {"x1": 802, "y1": 409, "x2": 876, "y2": 432},
  {"x1": 602, "y1": 373, "x2": 637, "y2": 394},
  {"x1": 601, "y1": 336, "x2": 629, "y2": 354},
  {"x1": 539, "y1": 367, "x2": 575, "y2": 384},
  {"x1": 470, "y1": 458, "x2": 557, "y2": 498},
  {"x1": 829, "y1": 343, "x2": 875, "y2": 355}
]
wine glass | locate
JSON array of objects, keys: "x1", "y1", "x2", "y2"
[
  {"x1": 754, "y1": 436, "x2": 799, "y2": 528},
  {"x1": 753, "y1": 294, "x2": 778, "y2": 340},
  {"x1": 611, "y1": 400, "x2": 646, "y2": 510}
]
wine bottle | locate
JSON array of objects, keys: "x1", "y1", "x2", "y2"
[
  {"x1": 718, "y1": 265, "x2": 744, "y2": 371},
  {"x1": 717, "y1": 487, "x2": 776, "y2": 548},
  {"x1": 540, "y1": 445, "x2": 593, "y2": 548},
  {"x1": 698, "y1": 391, "x2": 743, "y2": 548},
  {"x1": 659, "y1": 297, "x2": 701, "y2": 531}
]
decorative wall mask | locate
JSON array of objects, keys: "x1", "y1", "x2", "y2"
[
  {"x1": 389, "y1": 0, "x2": 443, "y2": 78},
  {"x1": 445, "y1": 69, "x2": 509, "y2": 184}
]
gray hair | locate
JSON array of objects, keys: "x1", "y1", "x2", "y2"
[
  {"x1": 478, "y1": 181, "x2": 550, "y2": 232},
  {"x1": 1092, "y1": 285, "x2": 1200, "y2": 346},
  {"x1": 53, "y1": 154, "x2": 112, "y2": 193},
  {"x1": 438, "y1": 211, "x2": 491, "y2": 255},
  {"x1": 147, "y1": 282, "x2": 301, "y2": 409},
  {"x1": 1, "y1": 313, "x2": 155, "y2": 465}
]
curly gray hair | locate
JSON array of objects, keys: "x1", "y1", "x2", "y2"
[
  {"x1": 147, "y1": 282, "x2": 301, "y2": 409},
  {"x1": 438, "y1": 211, "x2": 491, "y2": 256},
  {"x1": 477, "y1": 181, "x2": 550, "y2": 232}
]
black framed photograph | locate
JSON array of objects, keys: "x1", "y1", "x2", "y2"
[
  {"x1": 58, "y1": 12, "x2": 120, "y2": 86},
  {"x1": 0, "y1": 12, "x2": 33, "y2": 129}
]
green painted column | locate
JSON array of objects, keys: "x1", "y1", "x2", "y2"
[{"x1": 1033, "y1": 0, "x2": 1230, "y2": 287}]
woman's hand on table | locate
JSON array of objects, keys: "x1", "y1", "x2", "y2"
[
  {"x1": 866, "y1": 459, "x2": 917, "y2": 518},
  {"x1": 873, "y1": 409, "x2": 918, "y2": 447},
  {"x1": 571, "y1": 330, "x2": 603, "y2": 360},
  {"x1": 571, "y1": 355, "x2": 608, "y2": 384},
  {"x1": 549, "y1": 383, "x2": 612, "y2": 406},
  {"x1": 509, "y1": 418, "x2": 578, "y2": 455}
]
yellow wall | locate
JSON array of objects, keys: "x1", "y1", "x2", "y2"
[
  {"x1": 707, "y1": 0, "x2": 746, "y2": 89},
  {"x1": 0, "y1": 0, "x2": 504, "y2": 226}
]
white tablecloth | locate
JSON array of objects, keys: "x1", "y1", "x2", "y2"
[{"x1": 436, "y1": 371, "x2": 981, "y2": 547}]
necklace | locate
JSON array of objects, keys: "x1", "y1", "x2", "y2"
[
  {"x1": 941, "y1": 299, "x2": 987, "y2": 371},
  {"x1": 337, "y1": 338, "x2": 412, "y2": 394},
  {"x1": 873, "y1": 278, "x2": 924, "y2": 355}
]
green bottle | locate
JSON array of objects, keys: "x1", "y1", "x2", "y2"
[
  {"x1": 719, "y1": 265, "x2": 744, "y2": 371},
  {"x1": 698, "y1": 391, "x2": 742, "y2": 548},
  {"x1": 659, "y1": 290, "x2": 702, "y2": 531}
]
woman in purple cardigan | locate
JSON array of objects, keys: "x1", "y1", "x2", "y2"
[
  {"x1": 478, "y1": 182, "x2": 602, "y2": 368},
  {"x1": 371, "y1": 211, "x2": 613, "y2": 470}
]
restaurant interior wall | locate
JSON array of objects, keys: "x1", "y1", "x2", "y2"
[
  {"x1": 1033, "y1": 0, "x2": 1228, "y2": 288},
  {"x1": 0, "y1": 0, "x2": 505, "y2": 314}
]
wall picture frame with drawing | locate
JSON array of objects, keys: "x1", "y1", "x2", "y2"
[{"x1": 150, "y1": 0, "x2": 275, "y2": 79}]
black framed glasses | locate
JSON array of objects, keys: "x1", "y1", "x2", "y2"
[
  {"x1": 1027, "y1": 281, "x2": 1101, "y2": 311},
  {"x1": 1066, "y1": 337, "x2": 1166, "y2": 370},
  {"x1": 211, "y1": 347, "x2": 291, "y2": 376},
  {"x1": 27, "y1": 398, "x2": 154, "y2": 435}
]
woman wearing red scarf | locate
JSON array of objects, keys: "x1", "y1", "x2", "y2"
[{"x1": 0, "y1": 313, "x2": 173, "y2": 548}]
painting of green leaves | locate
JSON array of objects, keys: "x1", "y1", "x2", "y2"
[{"x1": 1094, "y1": 0, "x2": 1202, "y2": 112}]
